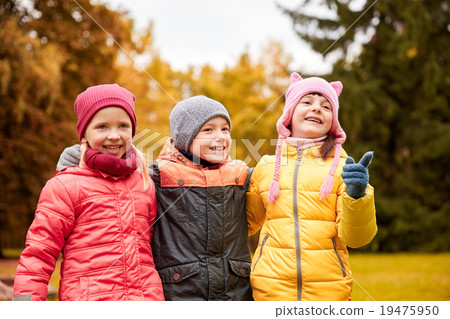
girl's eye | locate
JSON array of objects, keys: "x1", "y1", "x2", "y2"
[
  {"x1": 98, "y1": 125, "x2": 106, "y2": 129},
  {"x1": 322, "y1": 105, "x2": 331, "y2": 110},
  {"x1": 222, "y1": 127, "x2": 230, "y2": 132},
  {"x1": 120, "y1": 124, "x2": 129, "y2": 128},
  {"x1": 302, "y1": 100, "x2": 314, "y2": 107}
]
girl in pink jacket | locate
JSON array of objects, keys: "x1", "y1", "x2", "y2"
[{"x1": 13, "y1": 84, "x2": 164, "y2": 301}]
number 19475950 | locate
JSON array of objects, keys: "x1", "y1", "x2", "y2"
[{"x1": 380, "y1": 305, "x2": 439, "y2": 316}]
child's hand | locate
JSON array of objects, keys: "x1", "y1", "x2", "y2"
[
  {"x1": 57, "y1": 144, "x2": 81, "y2": 171},
  {"x1": 341, "y1": 151, "x2": 373, "y2": 199}
]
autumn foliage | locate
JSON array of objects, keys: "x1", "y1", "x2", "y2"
[{"x1": 0, "y1": 0, "x2": 448, "y2": 254}]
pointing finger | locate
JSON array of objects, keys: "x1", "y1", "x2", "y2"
[{"x1": 358, "y1": 151, "x2": 373, "y2": 168}]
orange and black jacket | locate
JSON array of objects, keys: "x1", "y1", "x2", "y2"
[{"x1": 149, "y1": 140, "x2": 253, "y2": 300}]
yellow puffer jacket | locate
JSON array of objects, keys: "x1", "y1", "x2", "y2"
[{"x1": 246, "y1": 142, "x2": 377, "y2": 301}]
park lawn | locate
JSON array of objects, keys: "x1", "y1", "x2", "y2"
[
  {"x1": 1, "y1": 251, "x2": 449, "y2": 301},
  {"x1": 350, "y1": 253, "x2": 450, "y2": 301}
]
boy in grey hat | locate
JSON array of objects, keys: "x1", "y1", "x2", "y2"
[
  {"x1": 169, "y1": 95, "x2": 231, "y2": 153},
  {"x1": 57, "y1": 95, "x2": 253, "y2": 300},
  {"x1": 150, "y1": 95, "x2": 253, "y2": 300}
]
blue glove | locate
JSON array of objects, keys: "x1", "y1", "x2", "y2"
[
  {"x1": 56, "y1": 144, "x2": 81, "y2": 171},
  {"x1": 341, "y1": 151, "x2": 373, "y2": 199}
]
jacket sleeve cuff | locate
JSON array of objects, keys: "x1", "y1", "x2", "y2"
[
  {"x1": 342, "y1": 184, "x2": 376, "y2": 226},
  {"x1": 340, "y1": 184, "x2": 377, "y2": 248}
]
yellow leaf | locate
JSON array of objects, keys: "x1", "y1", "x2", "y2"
[{"x1": 406, "y1": 47, "x2": 418, "y2": 58}]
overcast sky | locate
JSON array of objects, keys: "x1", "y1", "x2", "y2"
[{"x1": 100, "y1": 0, "x2": 332, "y2": 75}]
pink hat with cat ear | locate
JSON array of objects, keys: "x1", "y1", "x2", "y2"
[{"x1": 268, "y1": 73, "x2": 346, "y2": 202}]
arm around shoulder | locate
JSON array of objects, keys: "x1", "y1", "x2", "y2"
[
  {"x1": 145, "y1": 173, "x2": 158, "y2": 219},
  {"x1": 246, "y1": 163, "x2": 267, "y2": 236}
]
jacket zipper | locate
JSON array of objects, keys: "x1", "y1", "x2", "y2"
[
  {"x1": 293, "y1": 149, "x2": 303, "y2": 301},
  {"x1": 252, "y1": 234, "x2": 269, "y2": 272},
  {"x1": 332, "y1": 237, "x2": 347, "y2": 277},
  {"x1": 231, "y1": 187, "x2": 236, "y2": 219}
]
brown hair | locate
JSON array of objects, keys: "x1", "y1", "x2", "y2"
[{"x1": 319, "y1": 135, "x2": 336, "y2": 159}]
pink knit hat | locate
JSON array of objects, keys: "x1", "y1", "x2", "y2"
[
  {"x1": 74, "y1": 84, "x2": 137, "y2": 141},
  {"x1": 268, "y1": 73, "x2": 346, "y2": 202}
]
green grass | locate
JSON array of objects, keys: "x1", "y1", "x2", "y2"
[
  {"x1": 2, "y1": 251, "x2": 449, "y2": 301},
  {"x1": 350, "y1": 253, "x2": 450, "y2": 301}
]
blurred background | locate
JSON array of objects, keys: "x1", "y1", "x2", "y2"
[{"x1": 0, "y1": 0, "x2": 449, "y2": 300}]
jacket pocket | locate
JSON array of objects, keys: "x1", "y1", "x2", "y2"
[
  {"x1": 158, "y1": 261, "x2": 200, "y2": 284},
  {"x1": 228, "y1": 259, "x2": 251, "y2": 278},
  {"x1": 332, "y1": 237, "x2": 347, "y2": 277},
  {"x1": 252, "y1": 234, "x2": 269, "y2": 272}
]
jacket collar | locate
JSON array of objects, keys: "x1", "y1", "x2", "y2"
[
  {"x1": 282, "y1": 140, "x2": 347, "y2": 159},
  {"x1": 57, "y1": 166, "x2": 128, "y2": 180}
]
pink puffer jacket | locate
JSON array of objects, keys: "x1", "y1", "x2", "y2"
[{"x1": 13, "y1": 167, "x2": 164, "y2": 301}]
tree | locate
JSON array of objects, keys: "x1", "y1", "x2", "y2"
[
  {"x1": 114, "y1": 24, "x2": 183, "y2": 164},
  {"x1": 131, "y1": 40, "x2": 292, "y2": 168},
  {"x1": 0, "y1": 0, "x2": 323, "y2": 256},
  {"x1": 280, "y1": 0, "x2": 450, "y2": 251},
  {"x1": 186, "y1": 42, "x2": 291, "y2": 167},
  {"x1": 0, "y1": 0, "x2": 136, "y2": 254}
]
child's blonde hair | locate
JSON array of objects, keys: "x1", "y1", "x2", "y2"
[{"x1": 80, "y1": 142, "x2": 150, "y2": 190}]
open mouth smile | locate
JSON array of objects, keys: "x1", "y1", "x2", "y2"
[
  {"x1": 104, "y1": 145, "x2": 121, "y2": 151},
  {"x1": 305, "y1": 116, "x2": 322, "y2": 124},
  {"x1": 209, "y1": 146, "x2": 226, "y2": 151}
]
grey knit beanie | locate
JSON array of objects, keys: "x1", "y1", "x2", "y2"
[{"x1": 169, "y1": 95, "x2": 231, "y2": 151}]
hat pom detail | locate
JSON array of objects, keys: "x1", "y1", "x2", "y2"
[
  {"x1": 320, "y1": 175, "x2": 335, "y2": 200},
  {"x1": 319, "y1": 143, "x2": 342, "y2": 200},
  {"x1": 268, "y1": 137, "x2": 284, "y2": 203},
  {"x1": 268, "y1": 180, "x2": 280, "y2": 203}
]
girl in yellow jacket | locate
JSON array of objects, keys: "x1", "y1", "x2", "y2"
[{"x1": 246, "y1": 73, "x2": 377, "y2": 301}]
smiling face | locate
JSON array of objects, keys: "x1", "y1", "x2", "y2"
[
  {"x1": 82, "y1": 107, "x2": 133, "y2": 158},
  {"x1": 189, "y1": 116, "x2": 231, "y2": 164},
  {"x1": 290, "y1": 93, "x2": 333, "y2": 139}
]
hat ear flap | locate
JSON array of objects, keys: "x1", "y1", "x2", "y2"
[
  {"x1": 330, "y1": 81, "x2": 343, "y2": 96},
  {"x1": 290, "y1": 72, "x2": 303, "y2": 84}
]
